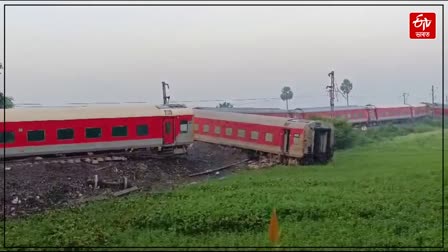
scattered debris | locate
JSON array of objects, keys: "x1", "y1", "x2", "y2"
[
  {"x1": 2, "y1": 142, "x2": 250, "y2": 218},
  {"x1": 94, "y1": 164, "x2": 113, "y2": 172},
  {"x1": 112, "y1": 186, "x2": 139, "y2": 197},
  {"x1": 123, "y1": 177, "x2": 128, "y2": 189},
  {"x1": 11, "y1": 197, "x2": 19, "y2": 205},
  {"x1": 188, "y1": 159, "x2": 249, "y2": 177}
]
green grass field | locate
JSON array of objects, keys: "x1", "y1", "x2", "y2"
[{"x1": 3, "y1": 129, "x2": 446, "y2": 248}]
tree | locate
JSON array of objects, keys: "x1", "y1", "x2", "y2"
[
  {"x1": 280, "y1": 86, "x2": 293, "y2": 111},
  {"x1": 0, "y1": 63, "x2": 14, "y2": 109},
  {"x1": 0, "y1": 92, "x2": 14, "y2": 109},
  {"x1": 339, "y1": 79, "x2": 353, "y2": 106},
  {"x1": 217, "y1": 102, "x2": 234, "y2": 108}
]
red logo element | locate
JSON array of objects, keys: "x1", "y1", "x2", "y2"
[{"x1": 410, "y1": 13, "x2": 436, "y2": 39}]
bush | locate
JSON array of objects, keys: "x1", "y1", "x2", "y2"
[{"x1": 310, "y1": 116, "x2": 356, "y2": 150}]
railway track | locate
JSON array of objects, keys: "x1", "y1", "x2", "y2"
[{"x1": 3, "y1": 148, "x2": 183, "y2": 166}]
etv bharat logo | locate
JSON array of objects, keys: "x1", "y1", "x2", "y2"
[{"x1": 410, "y1": 13, "x2": 436, "y2": 39}]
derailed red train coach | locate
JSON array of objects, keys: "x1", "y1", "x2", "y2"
[
  {"x1": 433, "y1": 104, "x2": 448, "y2": 117},
  {"x1": 195, "y1": 103, "x2": 433, "y2": 126},
  {"x1": 192, "y1": 109, "x2": 335, "y2": 165},
  {"x1": 0, "y1": 104, "x2": 194, "y2": 158}
]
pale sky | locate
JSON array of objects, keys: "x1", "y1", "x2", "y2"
[{"x1": 0, "y1": 1, "x2": 445, "y2": 109}]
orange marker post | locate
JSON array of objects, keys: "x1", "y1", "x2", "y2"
[{"x1": 268, "y1": 208, "x2": 280, "y2": 245}]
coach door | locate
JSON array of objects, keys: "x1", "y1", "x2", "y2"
[
  {"x1": 367, "y1": 108, "x2": 376, "y2": 124},
  {"x1": 282, "y1": 129, "x2": 291, "y2": 154},
  {"x1": 163, "y1": 118, "x2": 175, "y2": 145}
]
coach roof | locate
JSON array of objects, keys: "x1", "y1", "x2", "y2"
[
  {"x1": 1, "y1": 105, "x2": 193, "y2": 122},
  {"x1": 193, "y1": 109, "x2": 314, "y2": 128},
  {"x1": 194, "y1": 105, "x2": 368, "y2": 114}
]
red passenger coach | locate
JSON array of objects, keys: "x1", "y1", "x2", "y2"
[
  {"x1": 433, "y1": 104, "x2": 448, "y2": 117},
  {"x1": 373, "y1": 105, "x2": 413, "y2": 122},
  {"x1": 1, "y1": 104, "x2": 194, "y2": 158},
  {"x1": 299, "y1": 106, "x2": 370, "y2": 124},
  {"x1": 411, "y1": 104, "x2": 430, "y2": 119},
  {"x1": 192, "y1": 109, "x2": 334, "y2": 165}
]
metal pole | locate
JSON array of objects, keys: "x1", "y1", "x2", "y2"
[
  {"x1": 402, "y1": 92, "x2": 409, "y2": 105},
  {"x1": 162, "y1": 81, "x2": 170, "y2": 105},
  {"x1": 432, "y1": 85, "x2": 435, "y2": 105},
  {"x1": 326, "y1": 71, "x2": 335, "y2": 119}
]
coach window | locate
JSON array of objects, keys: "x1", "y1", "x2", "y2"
[
  {"x1": 112, "y1": 126, "x2": 128, "y2": 137},
  {"x1": 203, "y1": 125, "x2": 209, "y2": 133},
  {"x1": 225, "y1": 128, "x2": 232, "y2": 136},
  {"x1": 57, "y1": 128, "x2": 74, "y2": 140},
  {"x1": 237, "y1": 129, "x2": 246, "y2": 138},
  {"x1": 28, "y1": 130, "x2": 45, "y2": 142},
  {"x1": 265, "y1": 133, "x2": 273, "y2": 142},
  {"x1": 137, "y1": 125, "x2": 149, "y2": 136},
  {"x1": 293, "y1": 134, "x2": 300, "y2": 144},
  {"x1": 86, "y1": 128, "x2": 102, "y2": 139},
  {"x1": 0, "y1": 131, "x2": 15, "y2": 143},
  {"x1": 250, "y1": 131, "x2": 259, "y2": 140},
  {"x1": 193, "y1": 123, "x2": 199, "y2": 132},
  {"x1": 214, "y1": 126, "x2": 221, "y2": 134},
  {"x1": 180, "y1": 120, "x2": 188, "y2": 133}
]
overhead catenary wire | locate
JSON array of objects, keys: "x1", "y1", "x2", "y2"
[{"x1": 14, "y1": 96, "x2": 319, "y2": 107}]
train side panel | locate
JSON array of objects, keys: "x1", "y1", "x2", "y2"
[
  {"x1": 375, "y1": 106, "x2": 413, "y2": 122},
  {"x1": 0, "y1": 109, "x2": 194, "y2": 158},
  {"x1": 192, "y1": 117, "x2": 287, "y2": 156}
]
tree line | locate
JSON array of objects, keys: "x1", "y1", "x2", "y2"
[{"x1": 218, "y1": 79, "x2": 354, "y2": 110}]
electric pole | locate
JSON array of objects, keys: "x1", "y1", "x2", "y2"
[
  {"x1": 326, "y1": 71, "x2": 335, "y2": 119},
  {"x1": 162, "y1": 81, "x2": 170, "y2": 105},
  {"x1": 431, "y1": 85, "x2": 435, "y2": 105},
  {"x1": 402, "y1": 92, "x2": 409, "y2": 105}
]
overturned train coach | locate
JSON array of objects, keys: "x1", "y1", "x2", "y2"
[{"x1": 192, "y1": 109, "x2": 335, "y2": 165}]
